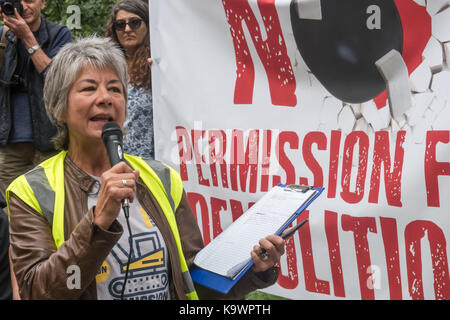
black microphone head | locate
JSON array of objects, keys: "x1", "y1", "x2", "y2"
[
  {"x1": 102, "y1": 122, "x2": 123, "y2": 143},
  {"x1": 102, "y1": 122, "x2": 124, "y2": 166}
]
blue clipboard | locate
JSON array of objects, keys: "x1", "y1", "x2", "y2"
[{"x1": 190, "y1": 184, "x2": 324, "y2": 294}]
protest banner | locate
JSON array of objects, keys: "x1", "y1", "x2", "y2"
[{"x1": 150, "y1": 0, "x2": 450, "y2": 299}]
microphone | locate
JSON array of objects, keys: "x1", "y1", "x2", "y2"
[
  {"x1": 102, "y1": 122, "x2": 133, "y2": 300},
  {"x1": 101, "y1": 122, "x2": 130, "y2": 216}
]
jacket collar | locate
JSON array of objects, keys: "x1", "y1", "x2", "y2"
[
  {"x1": 64, "y1": 155, "x2": 100, "y2": 194},
  {"x1": 32, "y1": 15, "x2": 49, "y2": 46},
  {"x1": 63, "y1": 153, "x2": 147, "y2": 194}
]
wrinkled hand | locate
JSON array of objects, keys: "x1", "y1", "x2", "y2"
[
  {"x1": 251, "y1": 235, "x2": 285, "y2": 272},
  {"x1": 2, "y1": 9, "x2": 32, "y2": 41},
  {"x1": 94, "y1": 162, "x2": 140, "y2": 230}
]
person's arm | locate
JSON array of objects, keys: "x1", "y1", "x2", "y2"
[
  {"x1": 175, "y1": 191, "x2": 281, "y2": 300},
  {"x1": 0, "y1": 211, "x2": 12, "y2": 300},
  {"x1": 9, "y1": 161, "x2": 138, "y2": 299},
  {"x1": 2, "y1": 10, "x2": 50, "y2": 74},
  {"x1": 8, "y1": 249, "x2": 20, "y2": 300},
  {"x1": 8, "y1": 193, "x2": 123, "y2": 299},
  {"x1": 3, "y1": 9, "x2": 73, "y2": 75},
  {"x1": 36, "y1": 25, "x2": 73, "y2": 76},
  {"x1": 20, "y1": 33, "x2": 50, "y2": 74}
]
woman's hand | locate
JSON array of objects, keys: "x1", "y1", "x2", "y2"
[
  {"x1": 93, "y1": 162, "x2": 139, "y2": 230},
  {"x1": 251, "y1": 235, "x2": 285, "y2": 272}
]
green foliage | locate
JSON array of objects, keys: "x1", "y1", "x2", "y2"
[
  {"x1": 43, "y1": 0, "x2": 117, "y2": 38},
  {"x1": 1, "y1": 1, "x2": 149, "y2": 37},
  {"x1": 246, "y1": 291, "x2": 290, "y2": 300}
]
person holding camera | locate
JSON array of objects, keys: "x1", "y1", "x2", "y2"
[{"x1": 0, "y1": 0, "x2": 72, "y2": 196}]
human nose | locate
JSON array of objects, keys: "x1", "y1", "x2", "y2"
[
  {"x1": 96, "y1": 86, "x2": 113, "y2": 107},
  {"x1": 124, "y1": 22, "x2": 132, "y2": 32}
]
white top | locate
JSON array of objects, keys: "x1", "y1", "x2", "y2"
[{"x1": 87, "y1": 176, "x2": 171, "y2": 300}]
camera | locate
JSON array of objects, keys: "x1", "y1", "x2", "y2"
[{"x1": 0, "y1": 0, "x2": 23, "y2": 17}]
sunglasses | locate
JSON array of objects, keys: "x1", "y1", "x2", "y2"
[{"x1": 114, "y1": 17, "x2": 143, "y2": 31}]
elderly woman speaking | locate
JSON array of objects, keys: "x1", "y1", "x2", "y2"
[{"x1": 6, "y1": 37, "x2": 285, "y2": 300}]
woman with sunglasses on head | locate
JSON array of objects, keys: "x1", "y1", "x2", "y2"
[{"x1": 106, "y1": 0, "x2": 154, "y2": 159}]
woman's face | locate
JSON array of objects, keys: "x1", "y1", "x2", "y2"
[
  {"x1": 115, "y1": 10, "x2": 148, "y2": 52},
  {"x1": 64, "y1": 66, "x2": 126, "y2": 146}
]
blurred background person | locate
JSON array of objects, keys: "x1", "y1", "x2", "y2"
[
  {"x1": 106, "y1": 0, "x2": 154, "y2": 159},
  {"x1": 0, "y1": 0, "x2": 72, "y2": 196},
  {"x1": 0, "y1": 194, "x2": 12, "y2": 300}
]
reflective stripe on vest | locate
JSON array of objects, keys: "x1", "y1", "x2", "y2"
[
  {"x1": 124, "y1": 155, "x2": 198, "y2": 299},
  {"x1": 6, "y1": 151, "x2": 67, "y2": 247},
  {"x1": 6, "y1": 151, "x2": 198, "y2": 300},
  {"x1": 24, "y1": 166, "x2": 55, "y2": 226}
]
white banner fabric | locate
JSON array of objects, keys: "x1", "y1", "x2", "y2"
[{"x1": 149, "y1": 0, "x2": 450, "y2": 300}]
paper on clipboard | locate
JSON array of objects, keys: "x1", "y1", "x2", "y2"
[{"x1": 193, "y1": 185, "x2": 318, "y2": 279}]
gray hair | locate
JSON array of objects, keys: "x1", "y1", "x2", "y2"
[{"x1": 44, "y1": 36, "x2": 128, "y2": 150}]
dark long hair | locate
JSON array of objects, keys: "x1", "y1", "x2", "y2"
[{"x1": 106, "y1": 0, "x2": 151, "y2": 90}]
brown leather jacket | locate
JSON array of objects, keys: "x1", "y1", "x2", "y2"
[{"x1": 8, "y1": 156, "x2": 279, "y2": 299}]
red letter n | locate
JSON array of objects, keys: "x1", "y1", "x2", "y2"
[
  {"x1": 369, "y1": 131, "x2": 406, "y2": 207},
  {"x1": 222, "y1": 0, "x2": 297, "y2": 106}
]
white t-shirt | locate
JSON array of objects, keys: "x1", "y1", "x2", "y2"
[{"x1": 87, "y1": 177, "x2": 171, "y2": 300}]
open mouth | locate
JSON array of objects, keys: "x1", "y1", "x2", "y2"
[{"x1": 90, "y1": 115, "x2": 114, "y2": 122}]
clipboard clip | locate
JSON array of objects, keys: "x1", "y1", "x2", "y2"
[{"x1": 284, "y1": 184, "x2": 313, "y2": 193}]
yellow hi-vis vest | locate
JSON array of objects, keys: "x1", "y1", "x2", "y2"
[{"x1": 6, "y1": 151, "x2": 199, "y2": 300}]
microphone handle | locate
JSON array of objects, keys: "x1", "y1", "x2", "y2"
[
  {"x1": 122, "y1": 199, "x2": 130, "y2": 218},
  {"x1": 105, "y1": 138, "x2": 130, "y2": 215},
  {"x1": 102, "y1": 123, "x2": 132, "y2": 300}
]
